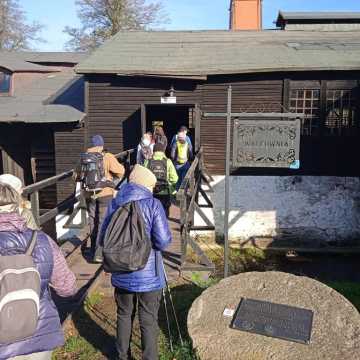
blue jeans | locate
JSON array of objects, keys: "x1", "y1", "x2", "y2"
[{"x1": 175, "y1": 162, "x2": 190, "y2": 191}]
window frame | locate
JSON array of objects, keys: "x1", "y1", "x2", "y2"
[
  {"x1": 288, "y1": 80, "x2": 359, "y2": 137},
  {"x1": 0, "y1": 69, "x2": 12, "y2": 96}
]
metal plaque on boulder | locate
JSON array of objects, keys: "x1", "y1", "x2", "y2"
[
  {"x1": 231, "y1": 298, "x2": 313, "y2": 344},
  {"x1": 233, "y1": 119, "x2": 301, "y2": 168}
]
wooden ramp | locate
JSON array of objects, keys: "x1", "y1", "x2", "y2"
[
  {"x1": 162, "y1": 205, "x2": 182, "y2": 282},
  {"x1": 53, "y1": 233, "x2": 103, "y2": 323}
]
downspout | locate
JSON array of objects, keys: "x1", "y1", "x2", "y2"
[{"x1": 229, "y1": 0, "x2": 233, "y2": 30}]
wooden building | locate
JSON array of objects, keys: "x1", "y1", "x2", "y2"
[
  {"x1": 0, "y1": 52, "x2": 86, "y2": 209},
  {"x1": 69, "y1": 11, "x2": 360, "y2": 244},
  {"x1": 74, "y1": 28, "x2": 360, "y2": 176}
]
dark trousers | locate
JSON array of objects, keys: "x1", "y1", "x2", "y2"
[
  {"x1": 115, "y1": 288, "x2": 162, "y2": 360},
  {"x1": 154, "y1": 194, "x2": 171, "y2": 218},
  {"x1": 86, "y1": 195, "x2": 112, "y2": 255}
]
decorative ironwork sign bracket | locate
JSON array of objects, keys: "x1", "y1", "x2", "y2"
[{"x1": 203, "y1": 111, "x2": 303, "y2": 169}]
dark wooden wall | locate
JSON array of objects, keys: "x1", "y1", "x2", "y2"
[
  {"x1": 86, "y1": 75, "x2": 201, "y2": 153},
  {"x1": 53, "y1": 70, "x2": 360, "y2": 193},
  {"x1": 201, "y1": 75, "x2": 284, "y2": 174},
  {"x1": 0, "y1": 124, "x2": 57, "y2": 208},
  {"x1": 54, "y1": 124, "x2": 85, "y2": 203}
]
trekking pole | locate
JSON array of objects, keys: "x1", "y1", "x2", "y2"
[
  {"x1": 162, "y1": 287, "x2": 174, "y2": 353},
  {"x1": 163, "y1": 262, "x2": 184, "y2": 346}
]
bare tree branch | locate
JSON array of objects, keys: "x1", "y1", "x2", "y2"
[
  {"x1": 0, "y1": 0, "x2": 44, "y2": 51},
  {"x1": 64, "y1": 0, "x2": 169, "y2": 51}
]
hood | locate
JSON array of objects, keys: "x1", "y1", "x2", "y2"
[
  {"x1": 0, "y1": 212, "x2": 27, "y2": 232},
  {"x1": 115, "y1": 182, "x2": 153, "y2": 207},
  {"x1": 152, "y1": 151, "x2": 167, "y2": 160}
]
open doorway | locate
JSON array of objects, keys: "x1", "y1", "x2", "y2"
[{"x1": 145, "y1": 104, "x2": 196, "y2": 153}]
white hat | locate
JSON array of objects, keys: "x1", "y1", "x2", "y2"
[{"x1": 0, "y1": 174, "x2": 23, "y2": 194}]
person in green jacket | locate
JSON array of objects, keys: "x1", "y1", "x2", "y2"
[{"x1": 145, "y1": 142, "x2": 178, "y2": 217}]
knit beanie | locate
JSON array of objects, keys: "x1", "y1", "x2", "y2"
[
  {"x1": 0, "y1": 174, "x2": 23, "y2": 194},
  {"x1": 91, "y1": 135, "x2": 104, "y2": 147},
  {"x1": 129, "y1": 165, "x2": 157, "y2": 192}
]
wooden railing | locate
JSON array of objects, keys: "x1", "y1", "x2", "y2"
[
  {"x1": 176, "y1": 147, "x2": 215, "y2": 271},
  {"x1": 23, "y1": 149, "x2": 135, "y2": 229}
]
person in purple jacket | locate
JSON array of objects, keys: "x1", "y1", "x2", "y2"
[
  {"x1": 0, "y1": 183, "x2": 77, "y2": 360},
  {"x1": 99, "y1": 165, "x2": 172, "y2": 360}
]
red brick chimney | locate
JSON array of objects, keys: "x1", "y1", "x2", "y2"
[{"x1": 230, "y1": 0, "x2": 262, "y2": 30}]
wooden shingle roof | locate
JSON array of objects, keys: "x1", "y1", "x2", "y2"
[
  {"x1": 75, "y1": 30, "x2": 360, "y2": 78},
  {"x1": 0, "y1": 70, "x2": 85, "y2": 123}
]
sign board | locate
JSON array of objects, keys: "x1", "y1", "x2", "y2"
[
  {"x1": 161, "y1": 96, "x2": 177, "y2": 104},
  {"x1": 232, "y1": 119, "x2": 301, "y2": 168},
  {"x1": 231, "y1": 298, "x2": 313, "y2": 344}
]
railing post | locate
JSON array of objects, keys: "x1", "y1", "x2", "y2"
[
  {"x1": 30, "y1": 191, "x2": 40, "y2": 227},
  {"x1": 178, "y1": 190, "x2": 188, "y2": 266}
]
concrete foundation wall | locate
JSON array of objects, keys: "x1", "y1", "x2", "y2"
[{"x1": 195, "y1": 176, "x2": 360, "y2": 245}]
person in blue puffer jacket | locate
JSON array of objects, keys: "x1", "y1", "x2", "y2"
[
  {"x1": 99, "y1": 164, "x2": 172, "y2": 360},
  {"x1": 0, "y1": 183, "x2": 77, "y2": 360}
]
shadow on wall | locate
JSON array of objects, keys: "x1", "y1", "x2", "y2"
[
  {"x1": 123, "y1": 108, "x2": 142, "y2": 156},
  {"x1": 195, "y1": 175, "x2": 360, "y2": 247}
]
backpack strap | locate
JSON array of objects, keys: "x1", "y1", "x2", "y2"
[{"x1": 25, "y1": 231, "x2": 38, "y2": 256}]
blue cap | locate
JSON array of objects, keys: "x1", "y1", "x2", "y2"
[{"x1": 91, "y1": 135, "x2": 104, "y2": 147}]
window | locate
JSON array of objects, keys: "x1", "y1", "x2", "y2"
[
  {"x1": 325, "y1": 89, "x2": 357, "y2": 136},
  {"x1": 290, "y1": 89, "x2": 320, "y2": 135},
  {"x1": 0, "y1": 72, "x2": 11, "y2": 94}
]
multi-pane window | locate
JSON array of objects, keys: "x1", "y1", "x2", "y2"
[
  {"x1": 0, "y1": 72, "x2": 11, "y2": 94},
  {"x1": 325, "y1": 89, "x2": 357, "y2": 136},
  {"x1": 289, "y1": 89, "x2": 320, "y2": 135}
]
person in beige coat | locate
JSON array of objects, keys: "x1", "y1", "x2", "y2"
[{"x1": 83, "y1": 135, "x2": 125, "y2": 262}]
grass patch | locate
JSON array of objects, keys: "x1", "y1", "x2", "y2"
[
  {"x1": 326, "y1": 281, "x2": 360, "y2": 311},
  {"x1": 55, "y1": 247, "x2": 360, "y2": 359},
  {"x1": 187, "y1": 242, "x2": 277, "y2": 277},
  {"x1": 53, "y1": 335, "x2": 102, "y2": 360},
  {"x1": 84, "y1": 291, "x2": 103, "y2": 310}
]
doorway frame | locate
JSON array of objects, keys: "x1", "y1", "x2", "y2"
[{"x1": 141, "y1": 103, "x2": 201, "y2": 152}]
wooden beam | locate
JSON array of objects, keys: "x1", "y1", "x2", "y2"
[
  {"x1": 141, "y1": 104, "x2": 146, "y2": 134},
  {"x1": 203, "y1": 112, "x2": 306, "y2": 118},
  {"x1": 195, "y1": 104, "x2": 201, "y2": 152}
]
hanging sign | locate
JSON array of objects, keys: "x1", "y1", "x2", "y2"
[
  {"x1": 233, "y1": 119, "x2": 301, "y2": 168},
  {"x1": 161, "y1": 96, "x2": 177, "y2": 104}
]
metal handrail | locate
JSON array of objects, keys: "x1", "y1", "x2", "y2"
[{"x1": 23, "y1": 148, "x2": 135, "y2": 228}]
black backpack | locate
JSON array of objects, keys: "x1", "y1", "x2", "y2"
[
  {"x1": 79, "y1": 152, "x2": 114, "y2": 191},
  {"x1": 148, "y1": 159, "x2": 168, "y2": 194},
  {"x1": 102, "y1": 201, "x2": 151, "y2": 272}
]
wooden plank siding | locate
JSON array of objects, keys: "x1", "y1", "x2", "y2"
[
  {"x1": 86, "y1": 75, "x2": 201, "y2": 153},
  {"x1": 52, "y1": 70, "x2": 360, "y2": 206},
  {"x1": 54, "y1": 124, "x2": 85, "y2": 203},
  {"x1": 31, "y1": 126, "x2": 57, "y2": 209},
  {"x1": 201, "y1": 75, "x2": 284, "y2": 174}
]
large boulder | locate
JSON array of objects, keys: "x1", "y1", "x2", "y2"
[{"x1": 188, "y1": 271, "x2": 360, "y2": 360}]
